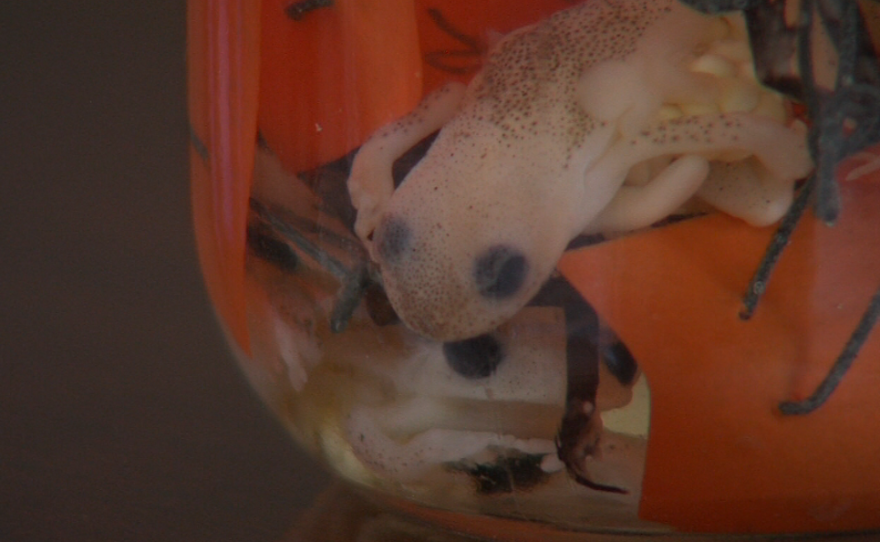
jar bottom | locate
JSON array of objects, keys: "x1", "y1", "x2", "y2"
[{"x1": 285, "y1": 482, "x2": 880, "y2": 542}]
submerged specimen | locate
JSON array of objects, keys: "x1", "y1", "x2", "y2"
[{"x1": 348, "y1": 0, "x2": 812, "y2": 342}]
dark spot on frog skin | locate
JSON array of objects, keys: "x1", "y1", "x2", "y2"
[
  {"x1": 374, "y1": 215, "x2": 411, "y2": 262},
  {"x1": 443, "y1": 333, "x2": 503, "y2": 378},
  {"x1": 474, "y1": 245, "x2": 528, "y2": 299}
]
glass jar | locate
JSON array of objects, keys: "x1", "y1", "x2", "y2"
[{"x1": 188, "y1": 0, "x2": 880, "y2": 537}]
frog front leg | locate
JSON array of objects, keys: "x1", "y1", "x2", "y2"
[{"x1": 348, "y1": 83, "x2": 466, "y2": 242}]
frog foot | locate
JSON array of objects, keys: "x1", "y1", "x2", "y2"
[{"x1": 348, "y1": 83, "x2": 467, "y2": 243}]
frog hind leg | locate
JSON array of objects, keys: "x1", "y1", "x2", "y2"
[
  {"x1": 348, "y1": 82, "x2": 466, "y2": 242},
  {"x1": 698, "y1": 158, "x2": 795, "y2": 227},
  {"x1": 587, "y1": 154, "x2": 710, "y2": 234},
  {"x1": 581, "y1": 112, "x2": 811, "y2": 234}
]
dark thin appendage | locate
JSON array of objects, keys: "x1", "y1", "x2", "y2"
[
  {"x1": 285, "y1": 0, "x2": 333, "y2": 21},
  {"x1": 533, "y1": 276, "x2": 627, "y2": 494},
  {"x1": 250, "y1": 198, "x2": 350, "y2": 281},
  {"x1": 677, "y1": 0, "x2": 762, "y2": 14},
  {"x1": 273, "y1": 207, "x2": 366, "y2": 258},
  {"x1": 779, "y1": 286, "x2": 880, "y2": 415},
  {"x1": 247, "y1": 223, "x2": 300, "y2": 272},
  {"x1": 426, "y1": 8, "x2": 482, "y2": 52},
  {"x1": 740, "y1": 0, "x2": 826, "y2": 318},
  {"x1": 329, "y1": 266, "x2": 369, "y2": 333},
  {"x1": 795, "y1": 0, "x2": 822, "y2": 160},
  {"x1": 813, "y1": 1, "x2": 856, "y2": 224},
  {"x1": 739, "y1": 176, "x2": 815, "y2": 320},
  {"x1": 814, "y1": 1, "x2": 880, "y2": 221},
  {"x1": 685, "y1": 1, "x2": 880, "y2": 415},
  {"x1": 423, "y1": 8, "x2": 483, "y2": 75},
  {"x1": 249, "y1": 198, "x2": 373, "y2": 333},
  {"x1": 188, "y1": 125, "x2": 210, "y2": 163}
]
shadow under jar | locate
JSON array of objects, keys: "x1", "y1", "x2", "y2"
[{"x1": 188, "y1": 0, "x2": 880, "y2": 538}]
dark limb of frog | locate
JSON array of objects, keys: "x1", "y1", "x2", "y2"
[
  {"x1": 680, "y1": 0, "x2": 880, "y2": 414},
  {"x1": 423, "y1": 9, "x2": 484, "y2": 76},
  {"x1": 780, "y1": 286, "x2": 880, "y2": 415},
  {"x1": 739, "y1": 172, "x2": 815, "y2": 320},
  {"x1": 739, "y1": 1, "x2": 880, "y2": 320},
  {"x1": 531, "y1": 275, "x2": 629, "y2": 494}
]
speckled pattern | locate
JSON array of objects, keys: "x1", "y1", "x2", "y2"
[
  {"x1": 474, "y1": 1, "x2": 670, "y2": 153},
  {"x1": 348, "y1": 0, "x2": 813, "y2": 342}
]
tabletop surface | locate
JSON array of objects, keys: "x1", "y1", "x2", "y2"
[{"x1": 1, "y1": 3, "x2": 333, "y2": 541}]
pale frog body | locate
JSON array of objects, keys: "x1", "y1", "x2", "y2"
[{"x1": 347, "y1": 0, "x2": 813, "y2": 341}]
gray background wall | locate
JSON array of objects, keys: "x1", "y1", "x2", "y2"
[{"x1": 1, "y1": 2, "x2": 331, "y2": 540}]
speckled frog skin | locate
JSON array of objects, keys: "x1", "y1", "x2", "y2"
[{"x1": 347, "y1": 0, "x2": 813, "y2": 341}]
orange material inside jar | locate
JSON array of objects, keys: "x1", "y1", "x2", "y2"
[{"x1": 190, "y1": 0, "x2": 880, "y2": 534}]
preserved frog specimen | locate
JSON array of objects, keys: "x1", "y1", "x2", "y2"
[{"x1": 348, "y1": 0, "x2": 812, "y2": 342}]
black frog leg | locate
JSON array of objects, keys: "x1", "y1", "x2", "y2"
[
  {"x1": 780, "y1": 286, "x2": 880, "y2": 415},
  {"x1": 812, "y1": 0, "x2": 863, "y2": 224},
  {"x1": 816, "y1": 0, "x2": 880, "y2": 97},
  {"x1": 423, "y1": 9, "x2": 484, "y2": 75},
  {"x1": 738, "y1": 1, "x2": 821, "y2": 320},
  {"x1": 777, "y1": 4, "x2": 880, "y2": 411},
  {"x1": 247, "y1": 220, "x2": 301, "y2": 273},
  {"x1": 740, "y1": 174, "x2": 816, "y2": 320},
  {"x1": 598, "y1": 324, "x2": 640, "y2": 388},
  {"x1": 531, "y1": 275, "x2": 627, "y2": 494},
  {"x1": 676, "y1": 0, "x2": 762, "y2": 15},
  {"x1": 742, "y1": 0, "x2": 863, "y2": 318},
  {"x1": 814, "y1": 0, "x2": 880, "y2": 196},
  {"x1": 739, "y1": 4, "x2": 880, "y2": 413}
]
